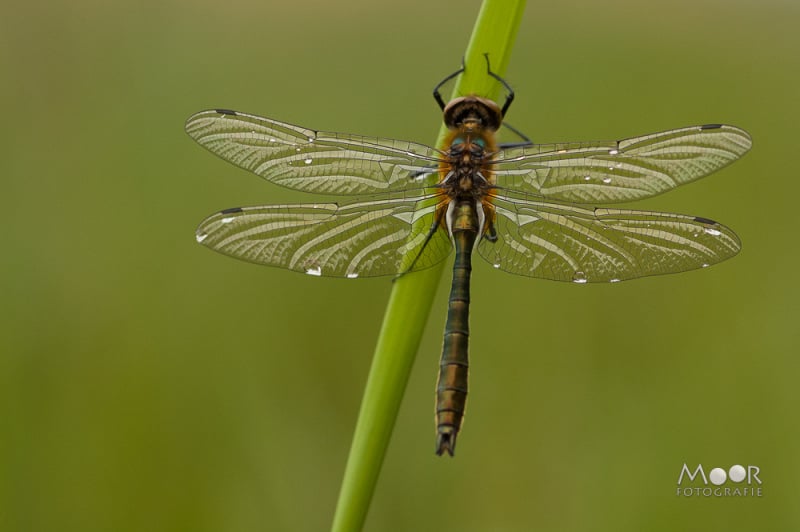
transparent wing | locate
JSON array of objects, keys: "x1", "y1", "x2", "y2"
[
  {"x1": 493, "y1": 124, "x2": 751, "y2": 203},
  {"x1": 195, "y1": 195, "x2": 451, "y2": 278},
  {"x1": 478, "y1": 193, "x2": 741, "y2": 283},
  {"x1": 186, "y1": 109, "x2": 442, "y2": 195}
]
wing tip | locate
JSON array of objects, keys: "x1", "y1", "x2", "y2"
[
  {"x1": 184, "y1": 108, "x2": 239, "y2": 130},
  {"x1": 699, "y1": 123, "x2": 753, "y2": 151}
]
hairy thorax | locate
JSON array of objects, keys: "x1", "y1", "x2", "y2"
[{"x1": 438, "y1": 96, "x2": 502, "y2": 200}]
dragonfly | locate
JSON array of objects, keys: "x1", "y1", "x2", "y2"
[{"x1": 187, "y1": 64, "x2": 750, "y2": 456}]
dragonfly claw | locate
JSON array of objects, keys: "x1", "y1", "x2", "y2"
[{"x1": 436, "y1": 431, "x2": 457, "y2": 457}]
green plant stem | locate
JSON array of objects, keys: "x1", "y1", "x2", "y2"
[{"x1": 330, "y1": 2, "x2": 526, "y2": 531}]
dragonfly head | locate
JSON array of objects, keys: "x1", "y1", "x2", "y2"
[{"x1": 443, "y1": 96, "x2": 502, "y2": 133}]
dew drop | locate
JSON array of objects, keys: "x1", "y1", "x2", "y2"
[
  {"x1": 196, "y1": 232, "x2": 208, "y2": 243},
  {"x1": 269, "y1": 138, "x2": 276, "y2": 143},
  {"x1": 693, "y1": 232, "x2": 699, "y2": 237},
  {"x1": 610, "y1": 278, "x2": 621, "y2": 283},
  {"x1": 306, "y1": 266, "x2": 322, "y2": 276},
  {"x1": 307, "y1": 136, "x2": 314, "y2": 142},
  {"x1": 304, "y1": 158, "x2": 313, "y2": 165},
  {"x1": 704, "y1": 227, "x2": 722, "y2": 236},
  {"x1": 572, "y1": 271, "x2": 588, "y2": 284},
  {"x1": 602, "y1": 177, "x2": 612, "y2": 184},
  {"x1": 346, "y1": 272, "x2": 359, "y2": 279},
  {"x1": 608, "y1": 148, "x2": 619, "y2": 156},
  {"x1": 702, "y1": 263, "x2": 709, "y2": 268},
  {"x1": 493, "y1": 263, "x2": 501, "y2": 269},
  {"x1": 221, "y1": 217, "x2": 235, "y2": 224},
  {"x1": 295, "y1": 147, "x2": 301, "y2": 152},
  {"x1": 584, "y1": 175, "x2": 591, "y2": 181}
]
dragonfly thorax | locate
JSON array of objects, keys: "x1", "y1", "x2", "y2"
[
  {"x1": 439, "y1": 96, "x2": 502, "y2": 198},
  {"x1": 442, "y1": 139, "x2": 491, "y2": 194}
]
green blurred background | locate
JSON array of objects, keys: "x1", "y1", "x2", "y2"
[{"x1": 2, "y1": 0, "x2": 798, "y2": 530}]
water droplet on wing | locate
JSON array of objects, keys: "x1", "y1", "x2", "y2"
[{"x1": 572, "y1": 271, "x2": 588, "y2": 284}]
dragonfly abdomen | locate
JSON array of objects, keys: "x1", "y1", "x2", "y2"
[{"x1": 436, "y1": 200, "x2": 481, "y2": 456}]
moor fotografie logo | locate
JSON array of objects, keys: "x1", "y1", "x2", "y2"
[{"x1": 677, "y1": 464, "x2": 762, "y2": 497}]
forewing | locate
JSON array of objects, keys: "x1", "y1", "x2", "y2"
[
  {"x1": 493, "y1": 125, "x2": 751, "y2": 203},
  {"x1": 196, "y1": 195, "x2": 451, "y2": 278},
  {"x1": 479, "y1": 194, "x2": 740, "y2": 282},
  {"x1": 186, "y1": 109, "x2": 442, "y2": 195}
]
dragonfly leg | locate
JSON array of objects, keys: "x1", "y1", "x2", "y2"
[
  {"x1": 498, "y1": 121, "x2": 533, "y2": 149},
  {"x1": 483, "y1": 53, "x2": 515, "y2": 117},
  {"x1": 484, "y1": 220, "x2": 498, "y2": 243},
  {"x1": 394, "y1": 209, "x2": 444, "y2": 280},
  {"x1": 433, "y1": 60, "x2": 465, "y2": 111},
  {"x1": 408, "y1": 165, "x2": 438, "y2": 184}
]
